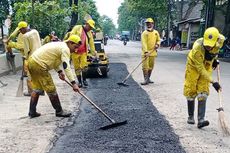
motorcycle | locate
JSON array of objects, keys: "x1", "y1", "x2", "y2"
[{"x1": 123, "y1": 39, "x2": 127, "y2": 46}]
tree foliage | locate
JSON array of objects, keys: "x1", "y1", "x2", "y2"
[
  {"x1": 99, "y1": 15, "x2": 116, "y2": 37},
  {"x1": 11, "y1": 1, "x2": 71, "y2": 38},
  {"x1": 118, "y1": 0, "x2": 168, "y2": 39},
  {"x1": 0, "y1": 0, "x2": 10, "y2": 26}
]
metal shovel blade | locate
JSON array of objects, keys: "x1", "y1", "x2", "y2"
[
  {"x1": 99, "y1": 120, "x2": 127, "y2": 130},
  {"x1": 117, "y1": 82, "x2": 129, "y2": 87}
]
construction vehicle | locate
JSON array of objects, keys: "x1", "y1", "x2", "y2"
[{"x1": 86, "y1": 40, "x2": 109, "y2": 78}]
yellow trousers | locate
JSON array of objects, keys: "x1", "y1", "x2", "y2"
[
  {"x1": 71, "y1": 52, "x2": 88, "y2": 75},
  {"x1": 142, "y1": 56, "x2": 155, "y2": 71},
  {"x1": 28, "y1": 57, "x2": 56, "y2": 93}
]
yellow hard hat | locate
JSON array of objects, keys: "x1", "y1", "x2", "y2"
[
  {"x1": 86, "y1": 19, "x2": 95, "y2": 29},
  {"x1": 18, "y1": 21, "x2": 28, "y2": 29},
  {"x1": 145, "y1": 18, "x2": 154, "y2": 23},
  {"x1": 203, "y1": 27, "x2": 219, "y2": 47},
  {"x1": 66, "y1": 35, "x2": 81, "y2": 44}
]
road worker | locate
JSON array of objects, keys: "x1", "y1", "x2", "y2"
[
  {"x1": 67, "y1": 19, "x2": 96, "y2": 88},
  {"x1": 184, "y1": 27, "x2": 223, "y2": 129},
  {"x1": 3, "y1": 22, "x2": 25, "y2": 74},
  {"x1": 42, "y1": 31, "x2": 60, "y2": 45},
  {"x1": 141, "y1": 18, "x2": 161, "y2": 85},
  {"x1": 20, "y1": 21, "x2": 42, "y2": 96},
  {"x1": 27, "y1": 35, "x2": 81, "y2": 118}
]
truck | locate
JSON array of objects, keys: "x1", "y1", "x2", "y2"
[{"x1": 120, "y1": 31, "x2": 130, "y2": 41}]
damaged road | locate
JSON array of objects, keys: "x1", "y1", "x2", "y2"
[{"x1": 49, "y1": 62, "x2": 185, "y2": 153}]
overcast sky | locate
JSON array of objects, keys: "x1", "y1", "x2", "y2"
[{"x1": 94, "y1": 0, "x2": 124, "y2": 27}]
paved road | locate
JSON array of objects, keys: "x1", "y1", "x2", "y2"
[
  {"x1": 49, "y1": 40, "x2": 185, "y2": 153},
  {"x1": 49, "y1": 40, "x2": 230, "y2": 153}
]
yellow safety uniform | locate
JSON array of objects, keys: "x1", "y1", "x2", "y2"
[
  {"x1": 28, "y1": 42, "x2": 75, "y2": 93},
  {"x1": 183, "y1": 38, "x2": 219, "y2": 100},
  {"x1": 42, "y1": 35, "x2": 52, "y2": 45},
  {"x1": 141, "y1": 29, "x2": 161, "y2": 71},
  {"x1": 23, "y1": 29, "x2": 41, "y2": 59},
  {"x1": 7, "y1": 28, "x2": 24, "y2": 55},
  {"x1": 69, "y1": 25, "x2": 96, "y2": 75}
]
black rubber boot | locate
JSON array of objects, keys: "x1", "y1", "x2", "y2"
[
  {"x1": 77, "y1": 75, "x2": 83, "y2": 88},
  {"x1": 187, "y1": 100, "x2": 195, "y2": 124},
  {"x1": 141, "y1": 70, "x2": 149, "y2": 85},
  {"x1": 28, "y1": 91, "x2": 41, "y2": 118},
  {"x1": 48, "y1": 93, "x2": 71, "y2": 117},
  {"x1": 197, "y1": 100, "x2": 209, "y2": 129},
  {"x1": 82, "y1": 71, "x2": 88, "y2": 86},
  {"x1": 148, "y1": 70, "x2": 154, "y2": 84}
]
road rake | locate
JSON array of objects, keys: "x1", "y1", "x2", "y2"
[{"x1": 65, "y1": 80, "x2": 127, "y2": 130}]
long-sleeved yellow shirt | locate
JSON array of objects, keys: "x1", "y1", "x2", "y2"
[
  {"x1": 23, "y1": 29, "x2": 41, "y2": 59},
  {"x1": 70, "y1": 25, "x2": 96, "y2": 55},
  {"x1": 8, "y1": 28, "x2": 24, "y2": 52},
  {"x1": 141, "y1": 29, "x2": 161, "y2": 56},
  {"x1": 187, "y1": 38, "x2": 215, "y2": 82},
  {"x1": 31, "y1": 42, "x2": 75, "y2": 82}
]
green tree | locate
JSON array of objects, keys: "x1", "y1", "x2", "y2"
[
  {"x1": 118, "y1": 0, "x2": 168, "y2": 40},
  {"x1": 99, "y1": 15, "x2": 116, "y2": 37},
  {"x1": 11, "y1": 1, "x2": 71, "y2": 38}
]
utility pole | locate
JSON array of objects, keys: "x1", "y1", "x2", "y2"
[
  {"x1": 180, "y1": 0, "x2": 184, "y2": 20},
  {"x1": 205, "y1": 0, "x2": 216, "y2": 28},
  {"x1": 167, "y1": 0, "x2": 172, "y2": 46}
]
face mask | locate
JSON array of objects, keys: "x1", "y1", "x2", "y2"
[
  {"x1": 147, "y1": 27, "x2": 153, "y2": 31},
  {"x1": 205, "y1": 50, "x2": 217, "y2": 61}
]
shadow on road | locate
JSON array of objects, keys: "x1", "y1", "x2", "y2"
[{"x1": 49, "y1": 63, "x2": 185, "y2": 153}]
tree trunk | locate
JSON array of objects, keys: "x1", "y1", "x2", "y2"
[
  {"x1": 223, "y1": 0, "x2": 230, "y2": 39},
  {"x1": 70, "y1": 0, "x2": 78, "y2": 28}
]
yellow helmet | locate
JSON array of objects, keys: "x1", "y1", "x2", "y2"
[
  {"x1": 18, "y1": 21, "x2": 28, "y2": 29},
  {"x1": 145, "y1": 18, "x2": 154, "y2": 23},
  {"x1": 66, "y1": 35, "x2": 81, "y2": 44},
  {"x1": 203, "y1": 27, "x2": 219, "y2": 47},
  {"x1": 86, "y1": 19, "x2": 95, "y2": 29}
]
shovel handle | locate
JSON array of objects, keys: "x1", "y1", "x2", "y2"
[
  {"x1": 64, "y1": 80, "x2": 115, "y2": 123},
  {"x1": 122, "y1": 50, "x2": 155, "y2": 83}
]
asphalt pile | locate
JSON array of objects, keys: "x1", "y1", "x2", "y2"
[{"x1": 49, "y1": 63, "x2": 185, "y2": 153}]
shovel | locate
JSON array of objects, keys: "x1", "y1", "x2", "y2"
[
  {"x1": 65, "y1": 80, "x2": 127, "y2": 130},
  {"x1": 117, "y1": 50, "x2": 154, "y2": 86}
]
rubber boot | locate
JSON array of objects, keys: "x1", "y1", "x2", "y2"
[
  {"x1": 141, "y1": 70, "x2": 149, "y2": 85},
  {"x1": 77, "y1": 75, "x2": 83, "y2": 88},
  {"x1": 187, "y1": 100, "x2": 195, "y2": 124},
  {"x1": 28, "y1": 91, "x2": 41, "y2": 118},
  {"x1": 48, "y1": 93, "x2": 71, "y2": 117},
  {"x1": 82, "y1": 71, "x2": 88, "y2": 86},
  {"x1": 24, "y1": 79, "x2": 32, "y2": 96},
  {"x1": 197, "y1": 100, "x2": 209, "y2": 129},
  {"x1": 148, "y1": 70, "x2": 154, "y2": 84}
]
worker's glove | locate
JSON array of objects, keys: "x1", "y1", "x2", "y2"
[
  {"x1": 212, "y1": 82, "x2": 221, "y2": 92},
  {"x1": 212, "y1": 59, "x2": 219, "y2": 70}
]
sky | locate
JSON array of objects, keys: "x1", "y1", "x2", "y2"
[{"x1": 94, "y1": 0, "x2": 124, "y2": 28}]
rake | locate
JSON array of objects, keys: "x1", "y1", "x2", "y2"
[{"x1": 65, "y1": 80, "x2": 127, "y2": 130}]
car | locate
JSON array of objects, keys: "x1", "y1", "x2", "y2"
[{"x1": 86, "y1": 40, "x2": 109, "y2": 78}]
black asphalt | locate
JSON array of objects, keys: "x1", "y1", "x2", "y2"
[{"x1": 49, "y1": 58, "x2": 186, "y2": 153}]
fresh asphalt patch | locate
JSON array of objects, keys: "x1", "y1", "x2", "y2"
[{"x1": 49, "y1": 63, "x2": 185, "y2": 153}]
